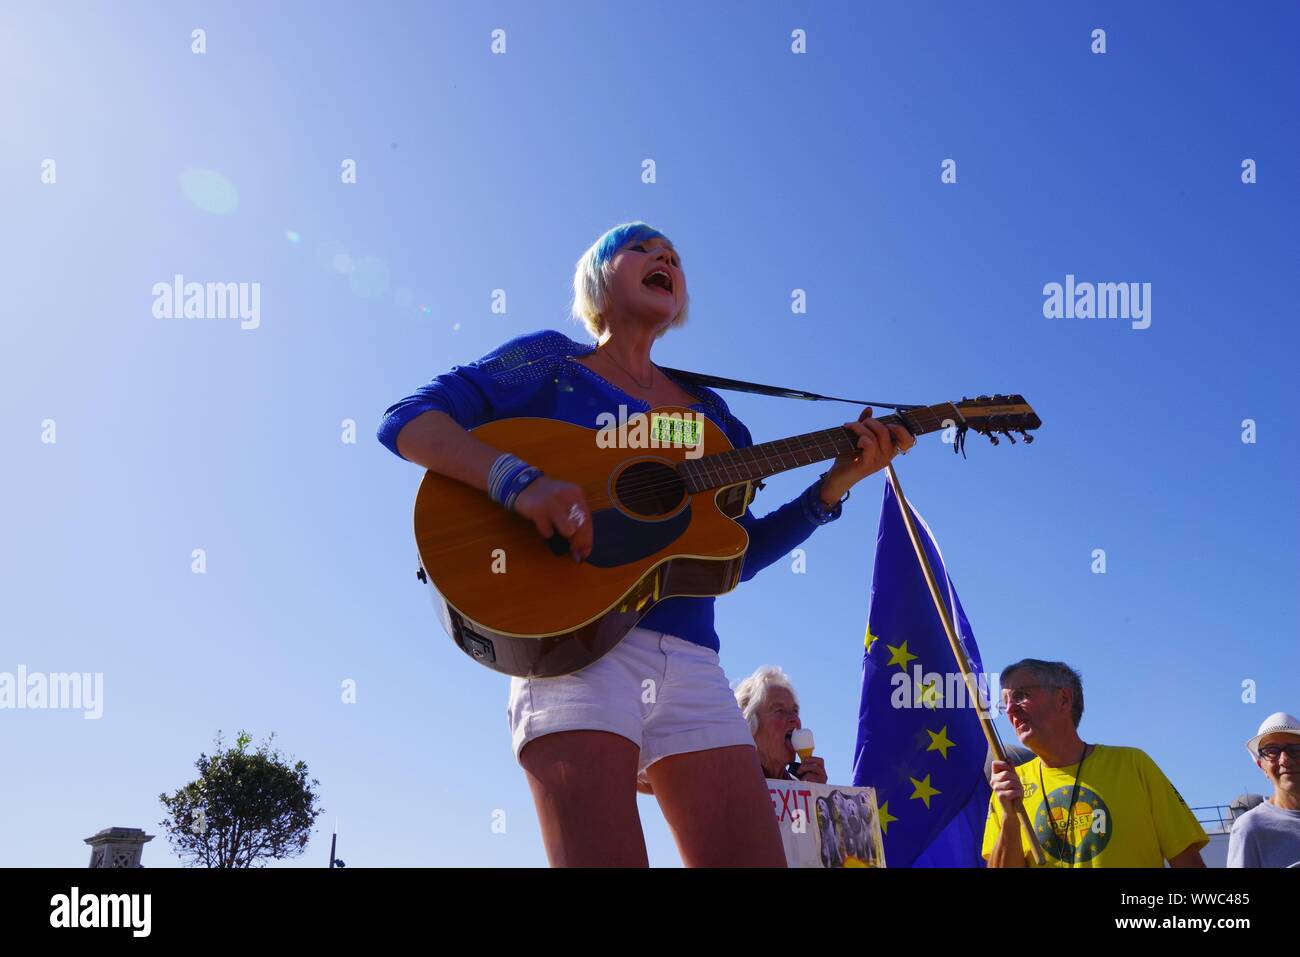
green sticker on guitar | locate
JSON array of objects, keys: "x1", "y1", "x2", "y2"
[{"x1": 651, "y1": 414, "x2": 702, "y2": 447}]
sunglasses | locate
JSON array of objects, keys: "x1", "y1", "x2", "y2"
[{"x1": 1258, "y1": 743, "x2": 1300, "y2": 762}]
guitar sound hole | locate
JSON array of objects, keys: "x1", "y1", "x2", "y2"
[{"x1": 615, "y1": 461, "x2": 686, "y2": 517}]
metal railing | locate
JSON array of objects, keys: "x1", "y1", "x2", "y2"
[{"x1": 1191, "y1": 804, "x2": 1237, "y2": 834}]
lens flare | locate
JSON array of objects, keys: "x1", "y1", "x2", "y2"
[{"x1": 179, "y1": 168, "x2": 239, "y2": 214}]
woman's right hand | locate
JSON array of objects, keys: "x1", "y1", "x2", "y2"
[{"x1": 511, "y1": 476, "x2": 594, "y2": 563}]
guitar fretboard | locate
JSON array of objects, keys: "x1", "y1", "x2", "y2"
[{"x1": 679, "y1": 403, "x2": 959, "y2": 494}]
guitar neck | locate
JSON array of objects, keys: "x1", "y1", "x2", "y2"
[{"x1": 680, "y1": 404, "x2": 959, "y2": 494}]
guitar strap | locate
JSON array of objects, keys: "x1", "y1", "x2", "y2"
[
  {"x1": 657, "y1": 366, "x2": 922, "y2": 411},
  {"x1": 658, "y1": 368, "x2": 924, "y2": 504}
]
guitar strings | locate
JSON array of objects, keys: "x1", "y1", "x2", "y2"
[
  {"x1": 431, "y1": 420, "x2": 1009, "y2": 553},
  {"x1": 557, "y1": 417, "x2": 950, "y2": 508},
  {"x1": 583, "y1": 406, "x2": 1022, "y2": 503},
  {"x1": 564, "y1": 416, "x2": 934, "y2": 504},
  {"x1": 513, "y1": 404, "x2": 952, "y2": 506},
  {"x1": 582, "y1": 432, "x2": 849, "y2": 497},
  {"x1": 563, "y1": 433, "x2": 859, "y2": 510}
]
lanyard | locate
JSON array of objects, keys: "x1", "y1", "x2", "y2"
[{"x1": 1037, "y1": 744, "x2": 1089, "y2": 867}]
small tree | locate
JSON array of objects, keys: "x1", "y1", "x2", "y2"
[{"x1": 159, "y1": 730, "x2": 323, "y2": 868}]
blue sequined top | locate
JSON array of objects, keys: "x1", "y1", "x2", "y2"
[{"x1": 378, "y1": 329, "x2": 842, "y2": 652}]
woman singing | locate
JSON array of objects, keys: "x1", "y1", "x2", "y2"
[{"x1": 377, "y1": 222, "x2": 913, "y2": 866}]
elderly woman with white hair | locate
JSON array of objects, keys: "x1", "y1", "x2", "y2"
[
  {"x1": 734, "y1": 666, "x2": 829, "y2": 783},
  {"x1": 378, "y1": 222, "x2": 908, "y2": 866}
]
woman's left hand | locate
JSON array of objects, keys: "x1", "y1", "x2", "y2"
[{"x1": 821, "y1": 407, "x2": 916, "y2": 501}]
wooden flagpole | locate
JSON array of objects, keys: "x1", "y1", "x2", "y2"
[{"x1": 884, "y1": 463, "x2": 1046, "y2": 865}]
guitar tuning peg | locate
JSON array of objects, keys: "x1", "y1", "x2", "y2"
[
  {"x1": 1020, "y1": 431, "x2": 1034, "y2": 444},
  {"x1": 1003, "y1": 430, "x2": 1017, "y2": 445},
  {"x1": 987, "y1": 433, "x2": 999, "y2": 446}
]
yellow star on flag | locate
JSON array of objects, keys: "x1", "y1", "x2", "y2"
[
  {"x1": 877, "y1": 801, "x2": 898, "y2": 835},
  {"x1": 865, "y1": 624, "x2": 879, "y2": 654},
  {"x1": 909, "y1": 774, "x2": 941, "y2": 809},
  {"x1": 926, "y1": 726, "x2": 956, "y2": 759},
  {"x1": 920, "y1": 678, "x2": 941, "y2": 709},
  {"x1": 886, "y1": 640, "x2": 918, "y2": 670}
]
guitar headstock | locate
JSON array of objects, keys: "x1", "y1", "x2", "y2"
[
  {"x1": 888, "y1": 395, "x2": 1042, "y2": 456},
  {"x1": 945, "y1": 394, "x2": 1041, "y2": 454}
]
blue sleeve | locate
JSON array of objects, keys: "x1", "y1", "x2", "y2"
[
  {"x1": 717, "y1": 409, "x2": 844, "y2": 583},
  {"x1": 376, "y1": 330, "x2": 555, "y2": 461}
]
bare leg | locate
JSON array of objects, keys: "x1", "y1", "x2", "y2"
[
  {"x1": 646, "y1": 744, "x2": 786, "y2": 867},
  {"x1": 518, "y1": 730, "x2": 648, "y2": 867}
]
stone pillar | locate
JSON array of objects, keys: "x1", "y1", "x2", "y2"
[{"x1": 85, "y1": 827, "x2": 154, "y2": 868}]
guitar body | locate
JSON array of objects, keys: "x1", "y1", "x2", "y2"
[
  {"x1": 408, "y1": 390, "x2": 1041, "y2": 678},
  {"x1": 413, "y1": 407, "x2": 753, "y2": 678}
]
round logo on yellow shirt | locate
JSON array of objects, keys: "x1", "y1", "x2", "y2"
[{"x1": 1033, "y1": 784, "x2": 1111, "y2": 864}]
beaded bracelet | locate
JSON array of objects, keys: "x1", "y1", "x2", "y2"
[
  {"x1": 503, "y1": 466, "x2": 543, "y2": 511},
  {"x1": 487, "y1": 453, "x2": 544, "y2": 512},
  {"x1": 487, "y1": 453, "x2": 525, "y2": 503}
]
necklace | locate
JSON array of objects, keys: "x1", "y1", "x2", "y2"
[
  {"x1": 597, "y1": 346, "x2": 655, "y2": 390},
  {"x1": 1036, "y1": 742, "x2": 1090, "y2": 867}
]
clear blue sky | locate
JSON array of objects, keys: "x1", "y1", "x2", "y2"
[{"x1": 2, "y1": 1, "x2": 1296, "y2": 867}]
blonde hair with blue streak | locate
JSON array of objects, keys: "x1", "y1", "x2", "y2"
[{"x1": 570, "y1": 221, "x2": 690, "y2": 342}]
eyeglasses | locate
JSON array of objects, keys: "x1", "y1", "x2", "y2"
[
  {"x1": 1257, "y1": 743, "x2": 1300, "y2": 762},
  {"x1": 1000, "y1": 684, "x2": 1053, "y2": 707}
]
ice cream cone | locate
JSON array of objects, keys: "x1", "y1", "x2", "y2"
[{"x1": 791, "y1": 727, "x2": 815, "y2": 762}]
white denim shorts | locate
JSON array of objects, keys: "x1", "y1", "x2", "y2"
[{"x1": 506, "y1": 626, "x2": 756, "y2": 774}]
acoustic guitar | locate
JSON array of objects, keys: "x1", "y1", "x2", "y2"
[{"x1": 412, "y1": 395, "x2": 1040, "y2": 677}]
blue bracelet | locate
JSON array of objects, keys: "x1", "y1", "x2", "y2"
[
  {"x1": 503, "y1": 466, "x2": 544, "y2": 511},
  {"x1": 487, "y1": 453, "x2": 525, "y2": 504},
  {"x1": 487, "y1": 453, "x2": 543, "y2": 511}
]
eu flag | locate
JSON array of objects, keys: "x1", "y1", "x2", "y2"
[{"x1": 851, "y1": 480, "x2": 993, "y2": 867}]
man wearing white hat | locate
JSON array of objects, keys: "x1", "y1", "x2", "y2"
[{"x1": 1227, "y1": 712, "x2": 1300, "y2": 868}]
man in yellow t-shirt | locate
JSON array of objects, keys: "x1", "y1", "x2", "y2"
[{"x1": 982, "y1": 659, "x2": 1208, "y2": 868}]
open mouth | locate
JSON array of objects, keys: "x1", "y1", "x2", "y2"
[{"x1": 642, "y1": 269, "x2": 674, "y2": 295}]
